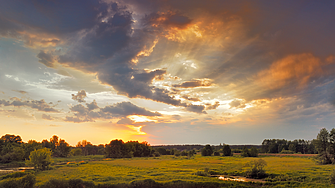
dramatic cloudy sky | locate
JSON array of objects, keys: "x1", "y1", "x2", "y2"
[{"x1": 1, "y1": 0, "x2": 335, "y2": 145}]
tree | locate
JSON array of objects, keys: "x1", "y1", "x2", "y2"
[
  {"x1": 105, "y1": 139, "x2": 130, "y2": 158},
  {"x1": 316, "y1": 128, "x2": 332, "y2": 164},
  {"x1": 27, "y1": 148, "x2": 53, "y2": 170},
  {"x1": 249, "y1": 147, "x2": 259, "y2": 157},
  {"x1": 70, "y1": 148, "x2": 82, "y2": 156},
  {"x1": 0, "y1": 134, "x2": 22, "y2": 143},
  {"x1": 245, "y1": 159, "x2": 267, "y2": 179},
  {"x1": 201, "y1": 145, "x2": 213, "y2": 156},
  {"x1": 241, "y1": 146, "x2": 250, "y2": 157},
  {"x1": 222, "y1": 145, "x2": 232, "y2": 156},
  {"x1": 57, "y1": 139, "x2": 70, "y2": 157}
]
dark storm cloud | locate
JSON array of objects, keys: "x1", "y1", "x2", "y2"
[
  {"x1": 0, "y1": 0, "x2": 108, "y2": 36},
  {"x1": 3, "y1": 0, "x2": 335, "y2": 115},
  {"x1": 0, "y1": 98, "x2": 59, "y2": 112}
]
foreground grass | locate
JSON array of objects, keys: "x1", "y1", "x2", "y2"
[{"x1": 31, "y1": 155, "x2": 334, "y2": 187}]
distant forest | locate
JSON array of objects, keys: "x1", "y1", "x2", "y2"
[{"x1": 1, "y1": 127, "x2": 334, "y2": 165}]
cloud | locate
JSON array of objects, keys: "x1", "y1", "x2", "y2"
[
  {"x1": 0, "y1": 98, "x2": 59, "y2": 112},
  {"x1": 37, "y1": 51, "x2": 56, "y2": 67},
  {"x1": 173, "y1": 79, "x2": 213, "y2": 88},
  {"x1": 143, "y1": 12, "x2": 192, "y2": 29},
  {"x1": 101, "y1": 102, "x2": 161, "y2": 117},
  {"x1": 257, "y1": 53, "x2": 324, "y2": 90},
  {"x1": 72, "y1": 90, "x2": 87, "y2": 103},
  {"x1": 12, "y1": 90, "x2": 27, "y2": 94},
  {"x1": 65, "y1": 101, "x2": 161, "y2": 123},
  {"x1": 229, "y1": 99, "x2": 246, "y2": 109},
  {"x1": 206, "y1": 101, "x2": 220, "y2": 110},
  {"x1": 185, "y1": 104, "x2": 207, "y2": 114},
  {"x1": 42, "y1": 114, "x2": 54, "y2": 120},
  {"x1": 117, "y1": 117, "x2": 135, "y2": 125}
]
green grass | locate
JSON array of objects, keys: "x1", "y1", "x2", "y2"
[{"x1": 32, "y1": 155, "x2": 334, "y2": 187}]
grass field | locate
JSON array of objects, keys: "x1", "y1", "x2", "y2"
[{"x1": 31, "y1": 154, "x2": 334, "y2": 187}]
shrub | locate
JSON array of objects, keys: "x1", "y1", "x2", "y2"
[
  {"x1": 130, "y1": 179, "x2": 161, "y2": 188},
  {"x1": 180, "y1": 150, "x2": 188, "y2": 156},
  {"x1": 213, "y1": 151, "x2": 220, "y2": 156},
  {"x1": 70, "y1": 148, "x2": 82, "y2": 156},
  {"x1": 153, "y1": 152, "x2": 161, "y2": 157},
  {"x1": 245, "y1": 159, "x2": 267, "y2": 179},
  {"x1": 0, "y1": 173, "x2": 36, "y2": 188},
  {"x1": 330, "y1": 169, "x2": 335, "y2": 184},
  {"x1": 26, "y1": 148, "x2": 53, "y2": 170}
]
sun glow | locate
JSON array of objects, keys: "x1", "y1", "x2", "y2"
[{"x1": 128, "y1": 115, "x2": 156, "y2": 123}]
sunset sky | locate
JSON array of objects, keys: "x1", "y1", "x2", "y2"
[{"x1": 1, "y1": 0, "x2": 335, "y2": 146}]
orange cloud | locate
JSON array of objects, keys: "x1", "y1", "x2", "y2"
[{"x1": 257, "y1": 53, "x2": 324, "y2": 89}]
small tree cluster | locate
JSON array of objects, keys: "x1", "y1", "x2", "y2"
[
  {"x1": 241, "y1": 146, "x2": 258, "y2": 157},
  {"x1": 222, "y1": 145, "x2": 232, "y2": 156},
  {"x1": 105, "y1": 139, "x2": 152, "y2": 158},
  {"x1": 201, "y1": 145, "x2": 213, "y2": 156}
]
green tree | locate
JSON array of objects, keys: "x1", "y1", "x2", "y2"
[
  {"x1": 201, "y1": 145, "x2": 213, "y2": 156},
  {"x1": 316, "y1": 128, "x2": 332, "y2": 164},
  {"x1": 222, "y1": 145, "x2": 232, "y2": 156},
  {"x1": 245, "y1": 159, "x2": 267, "y2": 179},
  {"x1": 70, "y1": 148, "x2": 82, "y2": 156},
  {"x1": 249, "y1": 147, "x2": 259, "y2": 157},
  {"x1": 241, "y1": 146, "x2": 250, "y2": 157},
  {"x1": 57, "y1": 139, "x2": 70, "y2": 157},
  {"x1": 105, "y1": 139, "x2": 131, "y2": 158},
  {"x1": 27, "y1": 148, "x2": 53, "y2": 170}
]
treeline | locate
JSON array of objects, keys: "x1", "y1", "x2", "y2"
[
  {"x1": 261, "y1": 139, "x2": 317, "y2": 154},
  {"x1": 0, "y1": 134, "x2": 74, "y2": 164},
  {"x1": 0, "y1": 134, "x2": 158, "y2": 165}
]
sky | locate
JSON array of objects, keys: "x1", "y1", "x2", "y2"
[{"x1": 0, "y1": 0, "x2": 335, "y2": 146}]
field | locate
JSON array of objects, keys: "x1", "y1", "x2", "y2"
[{"x1": 31, "y1": 154, "x2": 334, "y2": 187}]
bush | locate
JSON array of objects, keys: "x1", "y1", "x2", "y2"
[
  {"x1": 180, "y1": 151, "x2": 188, "y2": 156},
  {"x1": 0, "y1": 173, "x2": 36, "y2": 188},
  {"x1": 26, "y1": 148, "x2": 53, "y2": 170},
  {"x1": 130, "y1": 179, "x2": 161, "y2": 188},
  {"x1": 330, "y1": 169, "x2": 335, "y2": 184},
  {"x1": 70, "y1": 148, "x2": 82, "y2": 156},
  {"x1": 213, "y1": 151, "x2": 220, "y2": 156},
  {"x1": 153, "y1": 152, "x2": 161, "y2": 157},
  {"x1": 245, "y1": 159, "x2": 267, "y2": 179}
]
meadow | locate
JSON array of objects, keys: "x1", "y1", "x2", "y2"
[{"x1": 31, "y1": 154, "x2": 334, "y2": 187}]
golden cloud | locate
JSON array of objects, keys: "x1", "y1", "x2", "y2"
[{"x1": 257, "y1": 53, "x2": 323, "y2": 89}]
